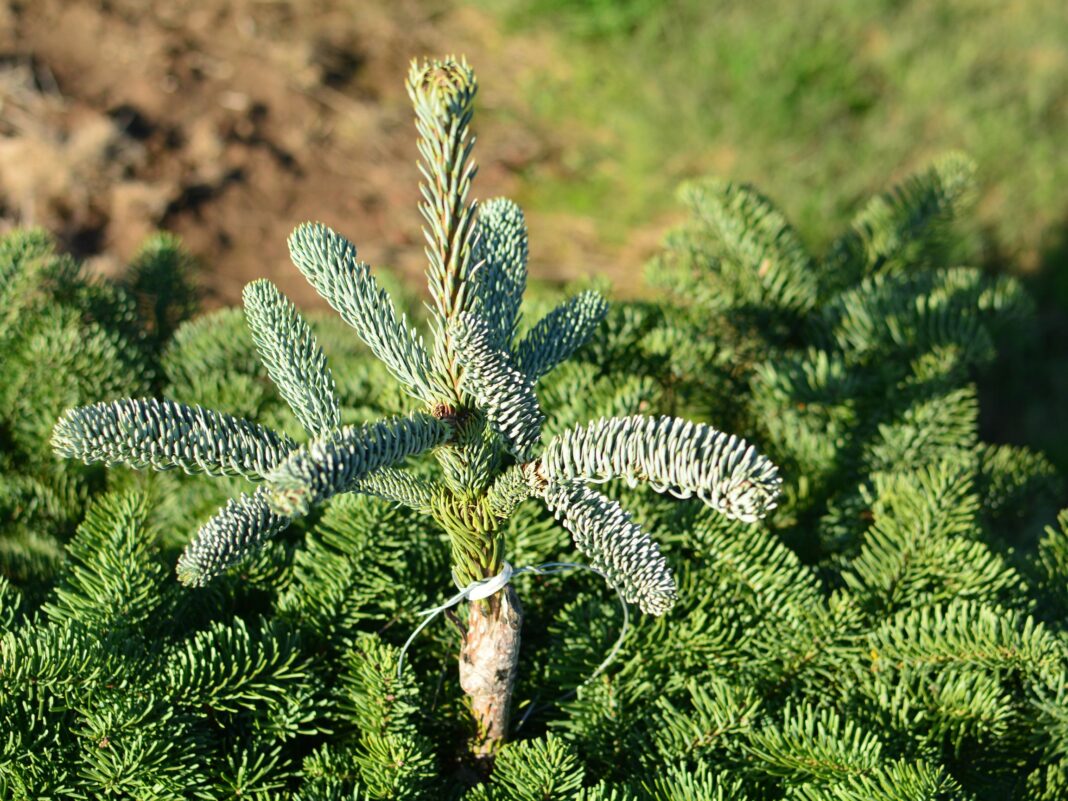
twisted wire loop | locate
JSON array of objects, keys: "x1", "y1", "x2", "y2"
[
  {"x1": 52, "y1": 397, "x2": 295, "y2": 481},
  {"x1": 396, "y1": 561, "x2": 629, "y2": 712},
  {"x1": 539, "y1": 414, "x2": 783, "y2": 523}
]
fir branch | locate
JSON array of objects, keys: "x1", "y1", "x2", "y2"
[
  {"x1": 176, "y1": 487, "x2": 291, "y2": 587},
  {"x1": 514, "y1": 290, "x2": 609, "y2": 383},
  {"x1": 162, "y1": 617, "x2": 309, "y2": 714},
  {"x1": 267, "y1": 413, "x2": 451, "y2": 517},
  {"x1": 5, "y1": 306, "x2": 152, "y2": 458},
  {"x1": 242, "y1": 279, "x2": 340, "y2": 438},
  {"x1": 483, "y1": 736, "x2": 585, "y2": 800},
  {"x1": 406, "y1": 56, "x2": 479, "y2": 325},
  {"x1": 276, "y1": 493, "x2": 435, "y2": 645},
  {"x1": 688, "y1": 508, "x2": 827, "y2": 644},
  {"x1": 634, "y1": 764, "x2": 751, "y2": 801},
  {"x1": 823, "y1": 269, "x2": 998, "y2": 367},
  {"x1": 169, "y1": 308, "x2": 262, "y2": 376},
  {"x1": 485, "y1": 464, "x2": 536, "y2": 519},
  {"x1": 649, "y1": 678, "x2": 762, "y2": 761},
  {"x1": 124, "y1": 232, "x2": 199, "y2": 347},
  {"x1": 407, "y1": 57, "x2": 480, "y2": 403},
  {"x1": 866, "y1": 600, "x2": 1062, "y2": 675},
  {"x1": 52, "y1": 398, "x2": 295, "y2": 481},
  {"x1": 539, "y1": 415, "x2": 782, "y2": 523},
  {"x1": 287, "y1": 222, "x2": 436, "y2": 402},
  {"x1": 43, "y1": 492, "x2": 166, "y2": 629},
  {"x1": 0, "y1": 617, "x2": 109, "y2": 694},
  {"x1": 541, "y1": 480, "x2": 677, "y2": 615},
  {"x1": 1038, "y1": 509, "x2": 1068, "y2": 617},
  {"x1": 0, "y1": 228, "x2": 59, "y2": 339},
  {"x1": 826, "y1": 152, "x2": 977, "y2": 279},
  {"x1": 864, "y1": 386, "x2": 979, "y2": 474},
  {"x1": 340, "y1": 635, "x2": 435, "y2": 795},
  {"x1": 790, "y1": 759, "x2": 960, "y2": 801},
  {"x1": 841, "y1": 461, "x2": 1024, "y2": 616},
  {"x1": 454, "y1": 312, "x2": 544, "y2": 461},
  {"x1": 680, "y1": 177, "x2": 818, "y2": 314},
  {"x1": 349, "y1": 467, "x2": 439, "y2": 513},
  {"x1": 861, "y1": 601, "x2": 1063, "y2": 750},
  {"x1": 470, "y1": 197, "x2": 528, "y2": 350},
  {"x1": 743, "y1": 702, "x2": 883, "y2": 784}
]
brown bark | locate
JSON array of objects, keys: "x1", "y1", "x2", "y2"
[{"x1": 459, "y1": 584, "x2": 523, "y2": 760}]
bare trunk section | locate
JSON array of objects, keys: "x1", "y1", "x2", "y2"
[{"x1": 459, "y1": 584, "x2": 523, "y2": 760}]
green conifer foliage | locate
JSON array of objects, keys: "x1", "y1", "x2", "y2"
[
  {"x1": 0, "y1": 230, "x2": 196, "y2": 598},
  {"x1": 0, "y1": 59, "x2": 1064, "y2": 800},
  {"x1": 46, "y1": 56, "x2": 782, "y2": 768}
]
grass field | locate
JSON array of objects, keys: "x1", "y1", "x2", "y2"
[{"x1": 482, "y1": 0, "x2": 1067, "y2": 268}]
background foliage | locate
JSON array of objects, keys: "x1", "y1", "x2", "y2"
[
  {"x1": 480, "y1": 0, "x2": 1068, "y2": 473},
  {"x1": 1, "y1": 149, "x2": 1067, "y2": 798}
]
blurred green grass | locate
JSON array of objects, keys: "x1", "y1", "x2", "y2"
[{"x1": 481, "y1": 0, "x2": 1068, "y2": 263}]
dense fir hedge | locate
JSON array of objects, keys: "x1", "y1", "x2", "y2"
[{"x1": 2, "y1": 83, "x2": 1067, "y2": 801}]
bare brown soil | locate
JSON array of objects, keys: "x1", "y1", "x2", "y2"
[{"x1": 0, "y1": 0, "x2": 635, "y2": 309}]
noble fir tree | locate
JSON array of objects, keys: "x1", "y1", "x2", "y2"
[
  {"x1": 0, "y1": 56, "x2": 1065, "y2": 800},
  {"x1": 50, "y1": 57, "x2": 783, "y2": 759}
]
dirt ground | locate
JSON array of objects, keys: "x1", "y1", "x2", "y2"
[{"x1": 0, "y1": 0, "x2": 641, "y2": 309}]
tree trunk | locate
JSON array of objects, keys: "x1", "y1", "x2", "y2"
[{"x1": 459, "y1": 584, "x2": 523, "y2": 762}]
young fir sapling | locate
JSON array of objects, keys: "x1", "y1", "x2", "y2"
[{"x1": 50, "y1": 57, "x2": 783, "y2": 757}]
